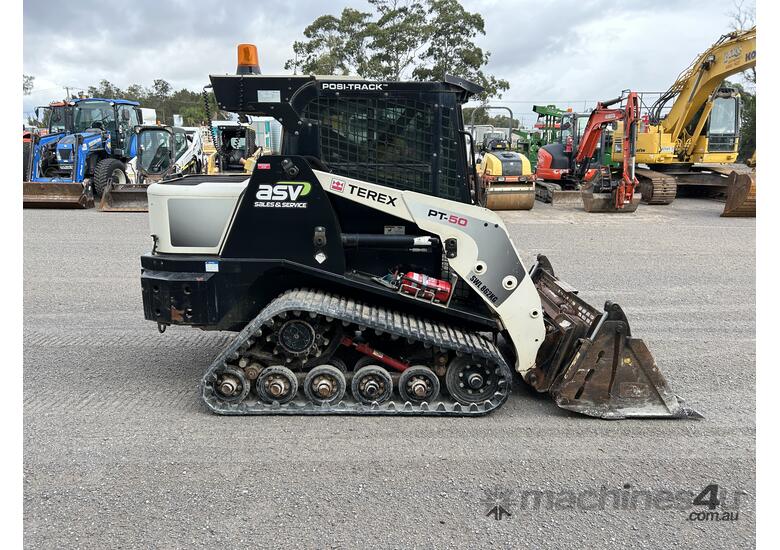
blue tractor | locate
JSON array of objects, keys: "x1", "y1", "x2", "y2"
[{"x1": 23, "y1": 98, "x2": 145, "y2": 208}]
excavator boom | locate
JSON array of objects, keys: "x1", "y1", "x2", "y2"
[
  {"x1": 654, "y1": 27, "x2": 755, "y2": 141},
  {"x1": 623, "y1": 27, "x2": 756, "y2": 214}
]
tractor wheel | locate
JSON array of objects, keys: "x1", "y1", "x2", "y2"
[{"x1": 92, "y1": 158, "x2": 128, "y2": 198}]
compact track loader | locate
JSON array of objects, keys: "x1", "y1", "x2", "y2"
[
  {"x1": 140, "y1": 45, "x2": 699, "y2": 419},
  {"x1": 98, "y1": 126, "x2": 204, "y2": 212}
]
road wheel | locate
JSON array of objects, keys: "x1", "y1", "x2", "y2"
[
  {"x1": 398, "y1": 365, "x2": 440, "y2": 404},
  {"x1": 351, "y1": 365, "x2": 393, "y2": 405},
  {"x1": 303, "y1": 365, "x2": 346, "y2": 406},
  {"x1": 92, "y1": 158, "x2": 127, "y2": 198},
  {"x1": 256, "y1": 366, "x2": 298, "y2": 404},
  {"x1": 445, "y1": 356, "x2": 500, "y2": 405}
]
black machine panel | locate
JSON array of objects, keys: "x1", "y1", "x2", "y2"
[
  {"x1": 209, "y1": 74, "x2": 481, "y2": 204},
  {"x1": 541, "y1": 143, "x2": 571, "y2": 169},
  {"x1": 219, "y1": 156, "x2": 346, "y2": 273}
]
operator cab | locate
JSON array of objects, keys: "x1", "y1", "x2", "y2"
[
  {"x1": 481, "y1": 131, "x2": 510, "y2": 152},
  {"x1": 705, "y1": 92, "x2": 740, "y2": 153}
]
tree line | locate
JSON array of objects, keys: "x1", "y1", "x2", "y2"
[{"x1": 286, "y1": 0, "x2": 508, "y2": 101}]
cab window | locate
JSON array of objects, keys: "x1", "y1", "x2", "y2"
[{"x1": 174, "y1": 131, "x2": 189, "y2": 160}]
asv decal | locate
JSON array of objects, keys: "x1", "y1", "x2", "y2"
[
  {"x1": 254, "y1": 181, "x2": 312, "y2": 209},
  {"x1": 427, "y1": 209, "x2": 468, "y2": 227}
]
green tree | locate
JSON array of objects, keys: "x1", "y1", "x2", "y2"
[
  {"x1": 285, "y1": 8, "x2": 372, "y2": 75},
  {"x1": 412, "y1": 0, "x2": 508, "y2": 100},
  {"x1": 361, "y1": 0, "x2": 427, "y2": 80},
  {"x1": 87, "y1": 79, "x2": 123, "y2": 99},
  {"x1": 285, "y1": 0, "x2": 509, "y2": 100}
]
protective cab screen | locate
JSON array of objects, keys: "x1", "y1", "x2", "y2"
[{"x1": 302, "y1": 96, "x2": 467, "y2": 202}]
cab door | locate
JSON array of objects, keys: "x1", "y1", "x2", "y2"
[
  {"x1": 135, "y1": 126, "x2": 175, "y2": 183},
  {"x1": 119, "y1": 105, "x2": 141, "y2": 158},
  {"x1": 172, "y1": 128, "x2": 196, "y2": 173}
]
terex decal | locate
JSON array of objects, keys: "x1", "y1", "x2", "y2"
[
  {"x1": 427, "y1": 208, "x2": 468, "y2": 227},
  {"x1": 346, "y1": 183, "x2": 397, "y2": 206},
  {"x1": 322, "y1": 82, "x2": 387, "y2": 91},
  {"x1": 254, "y1": 181, "x2": 311, "y2": 209}
]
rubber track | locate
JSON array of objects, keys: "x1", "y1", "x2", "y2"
[
  {"x1": 201, "y1": 288, "x2": 512, "y2": 416},
  {"x1": 636, "y1": 168, "x2": 677, "y2": 205}
]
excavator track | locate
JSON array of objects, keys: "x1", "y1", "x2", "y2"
[
  {"x1": 201, "y1": 288, "x2": 512, "y2": 416},
  {"x1": 636, "y1": 168, "x2": 677, "y2": 205}
]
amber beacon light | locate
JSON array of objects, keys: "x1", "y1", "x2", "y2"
[{"x1": 236, "y1": 44, "x2": 261, "y2": 75}]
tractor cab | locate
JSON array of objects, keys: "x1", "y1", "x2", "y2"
[
  {"x1": 70, "y1": 99, "x2": 142, "y2": 159},
  {"x1": 31, "y1": 98, "x2": 142, "y2": 182},
  {"x1": 37, "y1": 102, "x2": 73, "y2": 135}
]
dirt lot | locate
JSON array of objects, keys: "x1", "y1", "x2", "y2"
[{"x1": 23, "y1": 198, "x2": 755, "y2": 549}]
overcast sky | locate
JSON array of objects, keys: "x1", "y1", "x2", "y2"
[{"x1": 22, "y1": 0, "x2": 754, "y2": 126}]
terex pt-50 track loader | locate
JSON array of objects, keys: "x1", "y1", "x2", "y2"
[{"x1": 141, "y1": 45, "x2": 699, "y2": 419}]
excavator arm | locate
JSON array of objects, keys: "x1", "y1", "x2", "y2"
[
  {"x1": 651, "y1": 26, "x2": 755, "y2": 146},
  {"x1": 575, "y1": 92, "x2": 640, "y2": 209}
]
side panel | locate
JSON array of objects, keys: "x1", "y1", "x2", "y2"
[{"x1": 312, "y1": 169, "x2": 545, "y2": 374}]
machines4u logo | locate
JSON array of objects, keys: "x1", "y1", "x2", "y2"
[{"x1": 255, "y1": 181, "x2": 311, "y2": 209}]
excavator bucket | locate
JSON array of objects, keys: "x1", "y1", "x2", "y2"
[
  {"x1": 22, "y1": 182, "x2": 93, "y2": 209},
  {"x1": 581, "y1": 184, "x2": 640, "y2": 213},
  {"x1": 535, "y1": 182, "x2": 582, "y2": 206},
  {"x1": 721, "y1": 170, "x2": 756, "y2": 217},
  {"x1": 527, "y1": 255, "x2": 701, "y2": 419},
  {"x1": 485, "y1": 182, "x2": 535, "y2": 210},
  {"x1": 98, "y1": 184, "x2": 150, "y2": 212}
]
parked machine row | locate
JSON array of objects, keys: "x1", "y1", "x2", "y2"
[{"x1": 22, "y1": 98, "x2": 263, "y2": 211}]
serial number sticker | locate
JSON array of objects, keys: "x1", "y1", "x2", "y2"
[
  {"x1": 205, "y1": 261, "x2": 219, "y2": 273},
  {"x1": 257, "y1": 90, "x2": 281, "y2": 103}
]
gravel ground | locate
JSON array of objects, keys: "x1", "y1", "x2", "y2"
[{"x1": 23, "y1": 198, "x2": 755, "y2": 549}]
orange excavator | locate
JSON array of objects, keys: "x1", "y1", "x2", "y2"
[{"x1": 535, "y1": 91, "x2": 641, "y2": 213}]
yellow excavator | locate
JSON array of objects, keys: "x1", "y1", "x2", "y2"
[{"x1": 612, "y1": 26, "x2": 756, "y2": 215}]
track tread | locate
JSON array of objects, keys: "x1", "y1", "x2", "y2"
[
  {"x1": 636, "y1": 168, "x2": 677, "y2": 205},
  {"x1": 201, "y1": 288, "x2": 511, "y2": 416}
]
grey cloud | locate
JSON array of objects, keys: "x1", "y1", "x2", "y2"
[{"x1": 23, "y1": 0, "x2": 753, "y2": 126}]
